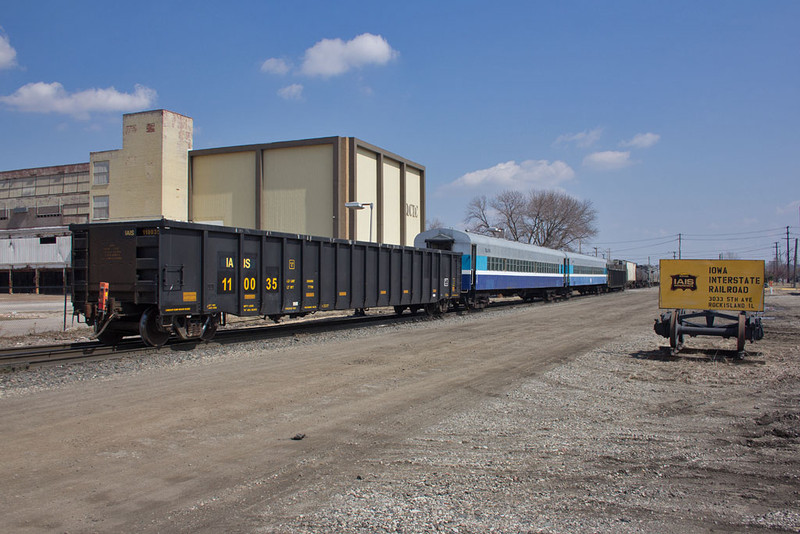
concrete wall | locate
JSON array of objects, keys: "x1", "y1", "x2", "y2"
[
  {"x1": 381, "y1": 158, "x2": 401, "y2": 245},
  {"x1": 263, "y1": 144, "x2": 334, "y2": 236},
  {"x1": 354, "y1": 148, "x2": 378, "y2": 242},
  {"x1": 404, "y1": 166, "x2": 422, "y2": 243},
  {"x1": 350, "y1": 141, "x2": 425, "y2": 246},
  {"x1": 189, "y1": 136, "x2": 424, "y2": 244},
  {"x1": 160, "y1": 111, "x2": 193, "y2": 219},
  {"x1": 90, "y1": 110, "x2": 192, "y2": 222},
  {"x1": 192, "y1": 151, "x2": 256, "y2": 228}
]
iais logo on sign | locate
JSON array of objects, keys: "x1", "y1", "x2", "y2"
[{"x1": 671, "y1": 274, "x2": 697, "y2": 291}]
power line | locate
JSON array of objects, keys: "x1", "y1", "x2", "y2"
[
  {"x1": 682, "y1": 226, "x2": 791, "y2": 238},
  {"x1": 589, "y1": 234, "x2": 678, "y2": 246}
]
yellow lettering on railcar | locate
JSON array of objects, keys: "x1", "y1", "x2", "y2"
[
  {"x1": 265, "y1": 277, "x2": 279, "y2": 291},
  {"x1": 243, "y1": 277, "x2": 257, "y2": 291}
]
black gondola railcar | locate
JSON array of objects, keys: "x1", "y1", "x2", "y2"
[
  {"x1": 71, "y1": 219, "x2": 461, "y2": 347},
  {"x1": 606, "y1": 260, "x2": 627, "y2": 291}
]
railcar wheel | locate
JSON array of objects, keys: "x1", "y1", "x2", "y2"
[
  {"x1": 736, "y1": 312, "x2": 746, "y2": 353},
  {"x1": 394, "y1": 305, "x2": 407, "y2": 316},
  {"x1": 669, "y1": 309, "x2": 682, "y2": 350},
  {"x1": 139, "y1": 306, "x2": 170, "y2": 348}
]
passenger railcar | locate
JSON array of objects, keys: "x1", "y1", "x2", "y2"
[
  {"x1": 71, "y1": 219, "x2": 461, "y2": 347},
  {"x1": 414, "y1": 229, "x2": 608, "y2": 306}
]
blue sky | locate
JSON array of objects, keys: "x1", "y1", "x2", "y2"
[{"x1": 1, "y1": 1, "x2": 798, "y2": 265}]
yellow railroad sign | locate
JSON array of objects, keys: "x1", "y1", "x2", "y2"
[{"x1": 659, "y1": 259, "x2": 765, "y2": 312}]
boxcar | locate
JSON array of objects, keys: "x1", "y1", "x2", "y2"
[
  {"x1": 625, "y1": 261, "x2": 637, "y2": 288},
  {"x1": 71, "y1": 219, "x2": 461, "y2": 346}
]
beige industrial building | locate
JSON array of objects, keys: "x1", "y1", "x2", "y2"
[
  {"x1": 0, "y1": 109, "x2": 427, "y2": 292},
  {"x1": 89, "y1": 109, "x2": 193, "y2": 222},
  {"x1": 190, "y1": 137, "x2": 425, "y2": 246}
]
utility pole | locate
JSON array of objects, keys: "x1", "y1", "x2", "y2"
[
  {"x1": 787, "y1": 226, "x2": 791, "y2": 284},
  {"x1": 775, "y1": 242, "x2": 780, "y2": 281},
  {"x1": 794, "y1": 238, "x2": 798, "y2": 288},
  {"x1": 593, "y1": 247, "x2": 598, "y2": 257},
  {"x1": 678, "y1": 233, "x2": 682, "y2": 259}
]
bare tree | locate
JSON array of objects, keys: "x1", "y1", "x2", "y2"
[
  {"x1": 490, "y1": 190, "x2": 527, "y2": 241},
  {"x1": 463, "y1": 189, "x2": 597, "y2": 251},
  {"x1": 425, "y1": 217, "x2": 446, "y2": 230},
  {"x1": 528, "y1": 190, "x2": 597, "y2": 250},
  {"x1": 464, "y1": 195, "x2": 492, "y2": 234}
]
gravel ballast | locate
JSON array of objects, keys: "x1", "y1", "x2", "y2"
[{"x1": 1, "y1": 289, "x2": 798, "y2": 533}]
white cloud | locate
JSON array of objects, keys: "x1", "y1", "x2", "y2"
[
  {"x1": 301, "y1": 33, "x2": 398, "y2": 77},
  {"x1": 445, "y1": 160, "x2": 575, "y2": 191},
  {"x1": 278, "y1": 83, "x2": 303, "y2": 100},
  {"x1": 0, "y1": 32, "x2": 17, "y2": 70},
  {"x1": 0, "y1": 82, "x2": 156, "y2": 119},
  {"x1": 583, "y1": 150, "x2": 633, "y2": 171},
  {"x1": 553, "y1": 127, "x2": 603, "y2": 148},
  {"x1": 620, "y1": 132, "x2": 660, "y2": 148},
  {"x1": 776, "y1": 200, "x2": 800, "y2": 215},
  {"x1": 261, "y1": 57, "x2": 290, "y2": 75}
]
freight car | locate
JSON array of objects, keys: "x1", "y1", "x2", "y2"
[
  {"x1": 606, "y1": 260, "x2": 627, "y2": 291},
  {"x1": 635, "y1": 264, "x2": 659, "y2": 287},
  {"x1": 414, "y1": 229, "x2": 608, "y2": 306},
  {"x1": 71, "y1": 219, "x2": 461, "y2": 347},
  {"x1": 624, "y1": 261, "x2": 637, "y2": 289}
]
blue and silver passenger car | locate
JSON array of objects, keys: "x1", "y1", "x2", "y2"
[{"x1": 415, "y1": 228, "x2": 608, "y2": 306}]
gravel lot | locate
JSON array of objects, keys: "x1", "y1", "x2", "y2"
[{"x1": 1, "y1": 288, "x2": 798, "y2": 533}]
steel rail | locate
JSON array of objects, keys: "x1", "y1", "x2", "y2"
[{"x1": 0, "y1": 290, "x2": 615, "y2": 371}]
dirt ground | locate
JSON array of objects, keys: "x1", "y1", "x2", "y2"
[{"x1": 0, "y1": 288, "x2": 798, "y2": 533}]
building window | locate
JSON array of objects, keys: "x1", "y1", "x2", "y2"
[
  {"x1": 93, "y1": 161, "x2": 109, "y2": 185},
  {"x1": 93, "y1": 195, "x2": 109, "y2": 220},
  {"x1": 21, "y1": 178, "x2": 35, "y2": 197}
]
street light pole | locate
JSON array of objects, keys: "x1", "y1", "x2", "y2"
[{"x1": 345, "y1": 202, "x2": 375, "y2": 242}]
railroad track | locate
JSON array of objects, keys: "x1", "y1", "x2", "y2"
[
  {"x1": 0, "y1": 308, "x2": 431, "y2": 370},
  {"x1": 0, "y1": 291, "x2": 612, "y2": 371}
]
